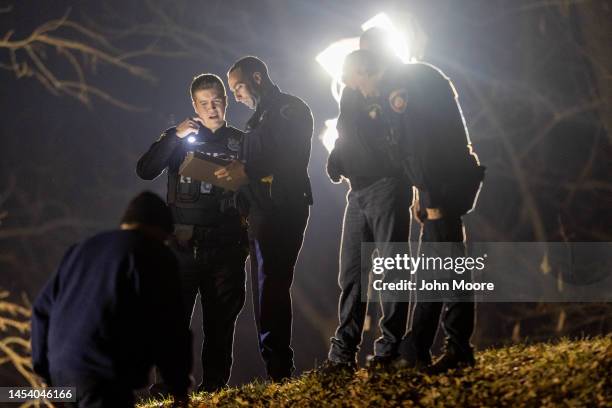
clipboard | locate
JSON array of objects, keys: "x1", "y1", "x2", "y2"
[{"x1": 179, "y1": 151, "x2": 247, "y2": 191}]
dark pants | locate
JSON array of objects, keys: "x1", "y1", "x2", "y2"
[
  {"x1": 247, "y1": 205, "x2": 309, "y2": 380},
  {"x1": 400, "y1": 216, "x2": 475, "y2": 363},
  {"x1": 171, "y1": 229, "x2": 247, "y2": 390},
  {"x1": 328, "y1": 177, "x2": 412, "y2": 363},
  {"x1": 50, "y1": 372, "x2": 134, "y2": 408}
]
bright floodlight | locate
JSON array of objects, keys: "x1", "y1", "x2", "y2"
[
  {"x1": 361, "y1": 12, "x2": 394, "y2": 31},
  {"x1": 316, "y1": 12, "x2": 416, "y2": 152},
  {"x1": 315, "y1": 37, "x2": 360, "y2": 102},
  {"x1": 321, "y1": 118, "x2": 339, "y2": 153},
  {"x1": 361, "y1": 12, "x2": 411, "y2": 63},
  {"x1": 316, "y1": 12, "x2": 412, "y2": 81},
  {"x1": 316, "y1": 37, "x2": 360, "y2": 80}
]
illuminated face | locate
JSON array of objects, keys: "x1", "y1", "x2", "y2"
[
  {"x1": 192, "y1": 87, "x2": 227, "y2": 131},
  {"x1": 228, "y1": 69, "x2": 257, "y2": 110}
]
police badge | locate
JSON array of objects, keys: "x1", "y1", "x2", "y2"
[
  {"x1": 227, "y1": 137, "x2": 241, "y2": 152},
  {"x1": 367, "y1": 103, "x2": 383, "y2": 120}
]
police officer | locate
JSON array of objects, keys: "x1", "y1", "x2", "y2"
[
  {"x1": 136, "y1": 74, "x2": 248, "y2": 392},
  {"x1": 382, "y1": 60, "x2": 481, "y2": 373},
  {"x1": 369, "y1": 52, "x2": 483, "y2": 373},
  {"x1": 216, "y1": 56, "x2": 313, "y2": 381},
  {"x1": 322, "y1": 29, "x2": 412, "y2": 374}
]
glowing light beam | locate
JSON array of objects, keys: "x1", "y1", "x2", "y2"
[
  {"x1": 361, "y1": 12, "x2": 411, "y2": 63},
  {"x1": 321, "y1": 118, "x2": 339, "y2": 153},
  {"x1": 315, "y1": 37, "x2": 360, "y2": 80},
  {"x1": 316, "y1": 12, "x2": 420, "y2": 152}
]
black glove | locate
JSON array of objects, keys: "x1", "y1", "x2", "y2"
[{"x1": 326, "y1": 147, "x2": 343, "y2": 184}]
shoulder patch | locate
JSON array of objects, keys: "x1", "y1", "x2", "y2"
[
  {"x1": 388, "y1": 89, "x2": 408, "y2": 114},
  {"x1": 280, "y1": 103, "x2": 298, "y2": 120}
]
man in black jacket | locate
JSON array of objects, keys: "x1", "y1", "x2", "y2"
[
  {"x1": 31, "y1": 192, "x2": 191, "y2": 408},
  {"x1": 383, "y1": 61, "x2": 480, "y2": 373},
  {"x1": 136, "y1": 74, "x2": 248, "y2": 392},
  {"x1": 216, "y1": 56, "x2": 313, "y2": 381},
  {"x1": 322, "y1": 29, "x2": 412, "y2": 373},
  {"x1": 347, "y1": 50, "x2": 481, "y2": 373}
]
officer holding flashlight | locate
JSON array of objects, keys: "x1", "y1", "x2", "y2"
[{"x1": 136, "y1": 73, "x2": 247, "y2": 392}]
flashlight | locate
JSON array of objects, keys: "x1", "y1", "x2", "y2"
[{"x1": 187, "y1": 136, "x2": 196, "y2": 143}]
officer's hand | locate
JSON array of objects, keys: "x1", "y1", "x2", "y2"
[
  {"x1": 326, "y1": 149, "x2": 343, "y2": 184},
  {"x1": 176, "y1": 117, "x2": 200, "y2": 138},
  {"x1": 329, "y1": 172, "x2": 342, "y2": 184},
  {"x1": 215, "y1": 160, "x2": 247, "y2": 182},
  {"x1": 327, "y1": 162, "x2": 342, "y2": 184},
  {"x1": 426, "y1": 208, "x2": 444, "y2": 220}
]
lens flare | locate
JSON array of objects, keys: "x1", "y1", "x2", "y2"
[
  {"x1": 316, "y1": 37, "x2": 360, "y2": 81},
  {"x1": 321, "y1": 118, "x2": 339, "y2": 153},
  {"x1": 361, "y1": 13, "x2": 411, "y2": 63},
  {"x1": 316, "y1": 12, "x2": 418, "y2": 152}
]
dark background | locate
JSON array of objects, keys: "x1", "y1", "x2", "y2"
[{"x1": 1, "y1": 0, "x2": 611, "y2": 388}]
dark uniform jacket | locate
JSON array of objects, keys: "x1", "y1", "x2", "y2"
[
  {"x1": 326, "y1": 87, "x2": 401, "y2": 190},
  {"x1": 380, "y1": 62, "x2": 483, "y2": 216},
  {"x1": 240, "y1": 85, "x2": 313, "y2": 213},
  {"x1": 31, "y1": 230, "x2": 191, "y2": 393},
  {"x1": 137, "y1": 124, "x2": 245, "y2": 231}
]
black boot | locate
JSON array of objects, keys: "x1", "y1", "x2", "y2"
[
  {"x1": 366, "y1": 355, "x2": 397, "y2": 372},
  {"x1": 394, "y1": 337, "x2": 432, "y2": 371},
  {"x1": 149, "y1": 382, "x2": 172, "y2": 399},
  {"x1": 426, "y1": 346, "x2": 475, "y2": 375},
  {"x1": 392, "y1": 355, "x2": 431, "y2": 371},
  {"x1": 197, "y1": 382, "x2": 224, "y2": 394},
  {"x1": 316, "y1": 359, "x2": 358, "y2": 376}
]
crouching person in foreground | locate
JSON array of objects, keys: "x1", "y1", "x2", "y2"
[{"x1": 31, "y1": 192, "x2": 192, "y2": 408}]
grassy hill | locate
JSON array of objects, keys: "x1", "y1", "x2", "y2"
[{"x1": 139, "y1": 336, "x2": 611, "y2": 407}]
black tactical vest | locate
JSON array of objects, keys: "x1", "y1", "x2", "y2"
[{"x1": 167, "y1": 124, "x2": 243, "y2": 227}]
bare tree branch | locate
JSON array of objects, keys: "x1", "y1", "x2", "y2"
[{"x1": 0, "y1": 8, "x2": 156, "y2": 110}]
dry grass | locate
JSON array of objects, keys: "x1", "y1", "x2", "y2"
[{"x1": 139, "y1": 335, "x2": 611, "y2": 407}]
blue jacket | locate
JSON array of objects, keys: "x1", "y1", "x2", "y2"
[{"x1": 31, "y1": 230, "x2": 191, "y2": 393}]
